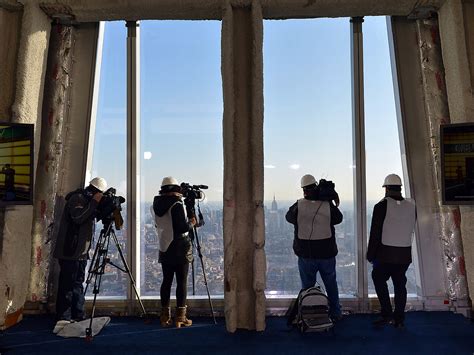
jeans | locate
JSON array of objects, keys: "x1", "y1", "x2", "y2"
[
  {"x1": 298, "y1": 256, "x2": 341, "y2": 317},
  {"x1": 56, "y1": 259, "x2": 87, "y2": 321},
  {"x1": 372, "y1": 262, "x2": 410, "y2": 323},
  {"x1": 160, "y1": 263, "x2": 189, "y2": 308}
]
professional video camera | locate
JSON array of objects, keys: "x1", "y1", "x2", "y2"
[
  {"x1": 317, "y1": 179, "x2": 340, "y2": 206},
  {"x1": 96, "y1": 187, "x2": 126, "y2": 229},
  {"x1": 180, "y1": 182, "x2": 208, "y2": 217}
]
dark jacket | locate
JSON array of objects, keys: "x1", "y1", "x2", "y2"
[
  {"x1": 286, "y1": 198, "x2": 343, "y2": 259},
  {"x1": 153, "y1": 194, "x2": 194, "y2": 265},
  {"x1": 367, "y1": 194, "x2": 412, "y2": 264},
  {"x1": 54, "y1": 188, "x2": 99, "y2": 260}
]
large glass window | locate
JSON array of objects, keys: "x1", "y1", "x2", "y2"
[
  {"x1": 363, "y1": 16, "x2": 417, "y2": 295},
  {"x1": 87, "y1": 21, "x2": 128, "y2": 297},
  {"x1": 139, "y1": 21, "x2": 223, "y2": 297},
  {"x1": 263, "y1": 19, "x2": 355, "y2": 297}
]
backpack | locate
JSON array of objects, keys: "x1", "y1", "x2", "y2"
[{"x1": 287, "y1": 286, "x2": 334, "y2": 333}]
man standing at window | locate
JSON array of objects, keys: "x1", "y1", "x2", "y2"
[
  {"x1": 367, "y1": 174, "x2": 416, "y2": 329},
  {"x1": 285, "y1": 174, "x2": 343, "y2": 320},
  {"x1": 53, "y1": 177, "x2": 106, "y2": 323}
]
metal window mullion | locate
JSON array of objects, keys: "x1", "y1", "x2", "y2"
[
  {"x1": 126, "y1": 21, "x2": 141, "y2": 313},
  {"x1": 351, "y1": 17, "x2": 368, "y2": 310}
]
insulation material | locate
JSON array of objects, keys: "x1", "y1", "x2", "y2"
[
  {"x1": 416, "y1": 18, "x2": 469, "y2": 301},
  {"x1": 0, "y1": 0, "x2": 50, "y2": 328},
  {"x1": 29, "y1": 23, "x2": 75, "y2": 303},
  {"x1": 222, "y1": 2, "x2": 265, "y2": 332}
]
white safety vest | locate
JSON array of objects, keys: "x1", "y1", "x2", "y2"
[
  {"x1": 151, "y1": 201, "x2": 188, "y2": 252},
  {"x1": 381, "y1": 197, "x2": 416, "y2": 247},
  {"x1": 297, "y1": 199, "x2": 331, "y2": 240}
]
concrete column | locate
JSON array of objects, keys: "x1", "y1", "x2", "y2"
[
  {"x1": 439, "y1": 0, "x2": 474, "y2": 309},
  {"x1": 416, "y1": 16, "x2": 470, "y2": 309},
  {"x1": 0, "y1": 1, "x2": 50, "y2": 328},
  {"x1": 222, "y1": 3, "x2": 266, "y2": 332},
  {"x1": 29, "y1": 22, "x2": 74, "y2": 305}
]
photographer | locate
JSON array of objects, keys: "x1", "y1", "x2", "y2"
[
  {"x1": 285, "y1": 174, "x2": 343, "y2": 321},
  {"x1": 152, "y1": 177, "x2": 196, "y2": 328},
  {"x1": 53, "y1": 177, "x2": 106, "y2": 322}
]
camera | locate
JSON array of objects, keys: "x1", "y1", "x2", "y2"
[
  {"x1": 180, "y1": 182, "x2": 208, "y2": 216},
  {"x1": 317, "y1": 179, "x2": 340, "y2": 206},
  {"x1": 96, "y1": 187, "x2": 126, "y2": 228}
]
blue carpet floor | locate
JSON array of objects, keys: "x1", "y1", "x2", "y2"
[{"x1": 1, "y1": 312, "x2": 474, "y2": 354}]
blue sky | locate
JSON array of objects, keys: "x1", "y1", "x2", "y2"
[{"x1": 90, "y1": 16, "x2": 403, "y2": 203}]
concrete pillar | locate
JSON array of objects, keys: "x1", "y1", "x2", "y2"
[
  {"x1": 29, "y1": 22, "x2": 74, "y2": 305},
  {"x1": 222, "y1": 3, "x2": 266, "y2": 332},
  {"x1": 416, "y1": 16, "x2": 470, "y2": 309},
  {"x1": 0, "y1": 1, "x2": 50, "y2": 328},
  {"x1": 439, "y1": 0, "x2": 474, "y2": 309}
]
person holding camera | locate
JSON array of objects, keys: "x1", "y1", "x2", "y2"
[
  {"x1": 152, "y1": 177, "x2": 196, "y2": 328},
  {"x1": 53, "y1": 177, "x2": 106, "y2": 322},
  {"x1": 367, "y1": 174, "x2": 416, "y2": 329},
  {"x1": 285, "y1": 174, "x2": 343, "y2": 320}
]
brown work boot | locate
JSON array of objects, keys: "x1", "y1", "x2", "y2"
[
  {"x1": 160, "y1": 306, "x2": 172, "y2": 327},
  {"x1": 175, "y1": 306, "x2": 192, "y2": 328}
]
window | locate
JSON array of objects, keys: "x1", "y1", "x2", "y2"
[
  {"x1": 363, "y1": 16, "x2": 417, "y2": 295},
  {"x1": 87, "y1": 21, "x2": 128, "y2": 297},
  {"x1": 139, "y1": 21, "x2": 223, "y2": 297},
  {"x1": 263, "y1": 19, "x2": 355, "y2": 297}
]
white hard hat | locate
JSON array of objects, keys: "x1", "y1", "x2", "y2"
[
  {"x1": 301, "y1": 174, "x2": 317, "y2": 188},
  {"x1": 89, "y1": 177, "x2": 107, "y2": 192},
  {"x1": 383, "y1": 174, "x2": 402, "y2": 187},
  {"x1": 161, "y1": 176, "x2": 179, "y2": 187}
]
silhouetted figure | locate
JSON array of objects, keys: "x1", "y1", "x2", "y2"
[{"x1": 2, "y1": 164, "x2": 16, "y2": 200}]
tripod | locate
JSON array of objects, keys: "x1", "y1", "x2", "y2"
[
  {"x1": 190, "y1": 203, "x2": 217, "y2": 324},
  {"x1": 84, "y1": 218, "x2": 146, "y2": 338}
]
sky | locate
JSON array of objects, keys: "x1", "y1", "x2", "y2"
[{"x1": 89, "y1": 16, "x2": 403, "y2": 203}]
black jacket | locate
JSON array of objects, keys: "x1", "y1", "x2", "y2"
[
  {"x1": 367, "y1": 194, "x2": 412, "y2": 265},
  {"x1": 286, "y1": 198, "x2": 343, "y2": 259},
  {"x1": 153, "y1": 194, "x2": 194, "y2": 265},
  {"x1": 54, "y1": 188, "x2": 99, "y2": 260}
]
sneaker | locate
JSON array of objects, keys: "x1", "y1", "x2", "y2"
[{"x1": 372, "y1": 316, "x2": 393, "y2": 327}]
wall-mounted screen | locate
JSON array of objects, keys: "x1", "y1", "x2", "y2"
[
  {"x1": 441, "y1": 123, "x2": 474, "y2": 205},
  {"x1": 0, "y1": 123, "x2": 34, "y2": 205}
]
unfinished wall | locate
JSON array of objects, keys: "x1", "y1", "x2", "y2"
[
  {"x1": 0, "y1": 0, "x2": 50, "y2": 328},
  {"x1": 439, "y1": 0, "x2": 474, "y2": 307}
]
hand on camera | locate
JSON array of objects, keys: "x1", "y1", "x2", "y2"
[{"x1": 93, "y1": 192, "x2": 103, "y2": 202}]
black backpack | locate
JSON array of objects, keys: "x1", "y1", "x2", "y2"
[{"x1": 286, "y1": 286, "x2": 334, "y2": 333}]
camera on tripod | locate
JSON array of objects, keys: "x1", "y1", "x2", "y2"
[
  {"x1": 180, "y1": 182, "x2": 208, "y2": 217},
  {"x1": 96, "y1": 187, "x2": 126, "y2": 229},
  {"x1": 317, "y1": 179, "x2": 340, "y2": 206}
]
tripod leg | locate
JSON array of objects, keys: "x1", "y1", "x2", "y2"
[
  {"x1": 84, "y1": 230, "x2": 105, "y2": 295},
  {"x1": 194, "y1": 228, "x2": 217, "y2": 324},
  {"x1": 111, "y1": 230, "x2": 147, "y2": 316},
  {"x1": 85, "y1": 232, "x2": 110, "y2": 339}
]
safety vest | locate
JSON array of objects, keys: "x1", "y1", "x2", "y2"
[
  {"x1": 381, "y1": 197, "x2": 416, "y2": 247},
  {"x1": 152, "y1": 201, "x2": 187, "y2": 252},
  {"x1": 297, "y1": 199, "x2": 331, "y2": 240}
]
